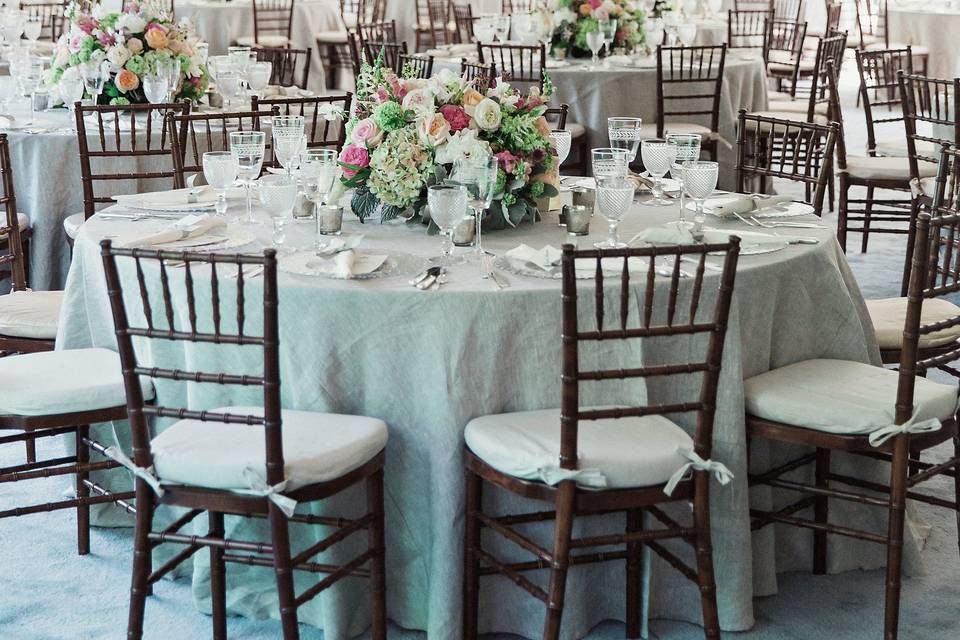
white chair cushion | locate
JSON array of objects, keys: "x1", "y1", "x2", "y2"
[
  {"x1": 0, "y1": 212, "x2": 29, "y2": 239},
  {"x1": 63, "y1": 212, "x2": 85, "y2": 240},
  {"x1": 315, "y1": 29, "x2": 349, "y2": 44},
  {"x1": 664, "y1": 122, "x2": 719, "y2": 140},
  {"x1": 875, "y1": 139, "x2": 938, "y2": 159},
  {"x1": 236, "y1": 35, "x2": 291, "y2": 48},
  {"x1": 0, "y1": 348, "x2": 153, "y2": 416},
  {"x1": 767, "y1": 99, "x2": 829, "y2": 116},
  {"x1": 866, "y1": 297, "x2": 960, "y2": 350},
  {"x1": 151, "y1": 406, "x2": 388, "y2": 492},
  {"x1": 867, "y1": 42, "x2": 929, "y2": 56},
  {"x1": 745, "y1": 359, "x2": 958, "y2": 437},
  {"x1": 768, "y1": 90, "x2": 795, "y2": 101},
  {"x1": 744, "y1": 111, "x2": 829, "y2": 126},
  {"x1": 768, "y1": 59, "x2": 815, "y2": 73},
  {"x1": 841, "y1": 155, "x2": 938, "y2": 181},
  {"x1": 464, "y1": 408, "x2": 693, "y2": 489},
  {"x1": 0, "y1": 290, "x2": 62, "y2": 339}
]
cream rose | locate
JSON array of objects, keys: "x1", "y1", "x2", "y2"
[
  {"x1": 144, "y1": 27, "x2": 168, "y2": 50},
  {"x1": 106, "y1": 45, "x2": 131, "y2": 68},
  {"x1": 418, "y1": 112, "x2": 451, "y2": 147},
  {"x1": 126, "y1": 37, "x2": 144, "y2": 54},
  {"x1": 461, "y1": 88, "x2": 485, "y2": 115},
  {"x1": 401, "y1": 88, "x2": 434, "y2": 115},
  {"x1": 472, "y1": 98, "x2": 502, "y2": 131}
]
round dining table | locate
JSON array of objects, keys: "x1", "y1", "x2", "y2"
[
  {"x1": 888, "y1": 1, "x2": 960, "y2": 79},
  {"x1": 55, "y1": 189, "x2": 923, "y2": 639},
  {"x1": 177, "y1": 0, "x2": 344, "y2": 94}
]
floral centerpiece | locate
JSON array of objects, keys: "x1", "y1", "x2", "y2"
[
  {"x1": 549, "y1": 0, "x2": 647, "y2": 58},
  {"x1": 338, "y1": 56, "x2": 560, "y2": 230},
  {"x1": 48, "y1": 1, "x2": 209, "y2": 105}
]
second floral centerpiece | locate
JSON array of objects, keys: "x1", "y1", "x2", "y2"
[{"x1": 338, "y1": 57, "x2": 560, "y2": 231}]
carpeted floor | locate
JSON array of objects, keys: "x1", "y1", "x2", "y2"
[{"x1": 2, "y1": 65, "x2": 958, "y2": 640}]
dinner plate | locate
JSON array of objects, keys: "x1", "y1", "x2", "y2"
[
  {"x1": 157, "y1": 227, "x2": 256, "y2": 252},
  {"x1": 278, "y1": 251, "x2": 425, "y2": 280},
  {"x1": 497, "y1": 255, "x2": 675, "y2": 280},
  {"x1": 687, "y1": 196, "x2": 815, "y2": 217}
]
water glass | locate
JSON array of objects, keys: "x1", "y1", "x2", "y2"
[
  {"x1": 217, "y1": 70, "x2": 242, "y2": 108},
  {"x1": 666, "y1": 133, "x2": 702, "y2": 223},
  {"x1": 272, "y1": 114, "x2": 305, "y2": 175},
  {"x1": 427, "y1": 184, "x2": 468, "y2": 268},
  {"x1": 142, "y1": 74, "x2": 168, "y2": 105},
  {"x1": 682, "y1": 160, "x2": 719, "y2": 236},
  {"x1": 640, "y1": 139, "x2": 678, "y2": 206},
  {"x1": 645, "y1": 20, "x2": 665, "y2": 48},
  {"x1": 591, "y1": 147, "x2": 630, "y2": 185},
  {"x1": 78, "y1": 60, "x2": 106, "y2": 106},
  {"x1": 258, "y1": 175, "x2": 298, "y2": 246},
  {"x1": 594, "y1": 178, "x2": 636, "y2": 249},
  {"x1": 678, "y1": 24, "x2": 698, "y2": 47},
  {"x1": 600, "y1": 18, "x2": 618, "y2": 56},
  {"x1": 550, "y1": 130, "x2": 572, "y2": 169},
  {"x1": 586, "y1": 29, "x2": 605, "y2": 68},
  {"x1": 156, "y1": 58, "x2": 181, "y2": 102},
  {"x1": 229, "y1": 131, "x2": 266, "y2": 224},
  {"x1": 202, "y1": 151, "x2": 238, "y2": 216},
  {"x1": 452, "y1": 153, "x2": 498, "y2": 262},
  {"x1": 59, "y1": 75, "x2": 85, "y2": 112},
  {"x1": 607, "y1": 117, "x2": 643, "y2": 164},
  {"x1": 248, "y1": 61, "x2": 272, "y2": 96},
  {"x1": 300, "y1": 148, "x2": 339, "y2": 243}
]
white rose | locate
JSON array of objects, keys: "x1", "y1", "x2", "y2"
[
  {"x1": 119, "y1": 14, "x2": 148, "y2": 34},
  {"x1": 106, "y1": 45, "x2": 131, "y2": 68},
  {"x1": 417, "y1": 112, "x2": 451, "y2": 147},
  {"x1": 126, "y1": 38, "x2": 144, "y2": 54},
  {"x1": 472, "y1": 98, "x2": 502, "y2": 131},
  {"x1": 401, "y1": 88, "x2": 435, "y2": 115}
]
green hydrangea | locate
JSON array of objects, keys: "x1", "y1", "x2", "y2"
[
  {"x1": 530, "y1": 181, "x2": 545, "y2": 198},
  {"x1": 574, "y1": 18, "x2": 599, "y2": 51},
  {"x1": 125, "y1": 55, "x2": 146, "y2": 76},
  {"x1": 373, "y1": 102, "x2": 406, "y2": 133},
  {"x1": 110, "y1": 96, "x2": 131, "y2": 106},
  {"x1": 503, "y1": 193, "x2": 517, "y2": 206},
  {"x1": 494, "y1": 168, "x2": 507, "y2": 195}
]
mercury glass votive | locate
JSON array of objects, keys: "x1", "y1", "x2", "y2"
[
  {"x1": 452, "y1": 215, "x2": 476, "y2": 246},
  {"x1": 317, "y1": 204, "x2": 343, "y2": 236},
  {"x1": 565, "y1": 204, "x2": 592, "y2": 236}
]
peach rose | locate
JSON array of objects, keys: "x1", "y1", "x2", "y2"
[
  {"x1": 461, "y1": 88, "x2": 484, "y2": 109},
  {"x1": 418, "y1": 112, "x2": 451, "y2": 146},
  {"x1": 115, "y1": 69, "x2": 140, "y2": 93},
  {"x1": 126, "y1": 37, "x2": 143, "y2": 54},
  {"x1": 534, "y1": 116, "x2": 551, "y2": 137},
  {"x1": 144, "y1": 27, "x2": 168, "y2": 50},
  {"x1": 579, "y1": 3, "x2": 593, "y2": 16}
]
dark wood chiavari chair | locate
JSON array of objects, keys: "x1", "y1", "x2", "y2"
[
  {"x1": 154, "y1": 0, "x2": 175, "y2": 18},
  {"x1": 655, "y1": 44, "x2": 727, "y2": 162},
  {"x1": 460, "y1": 59, "x2": 496, "y2": 92},
  {"x1": 825, "y1": 0, "x2": 842, "y2": 34},
  {"x1": 19, "y1": 1, "x2": 67, "y2": 42},
  {"x1": 0, "y1": 136, "x2": 32, "y2": 292},
  {"x1": 544, "y1": 103, "x2": 568, "y2": 130},
  {"x1": 463, "y1": 239, "x2": 742, "y2": 640},
  {"x1": 99, "y1": 243, "x2": 388, "y2": 640},
  {"x1": 727, "y1": 9, "x2": 772, "y2": 49},
  {"x1": 745, "y1": 200, "x2": 960, "y2": 640},
  {"x1": 764, "y1": 18, "x2": 808, "y2": 97},
  {"x1": 355, "y1": 38, "x2": 434, "y2": 78},
  {"x1": 415, "y1": 0, "x2": 453, "y2": 51},
  {"x1": 254, "y1": 46, "x2": 312, "y2": 89},
  {"x1": 735, "y1": 109, "x2": 839, "y2": 215},
  {"x1": 357, "y1": 19, "x2": 398, "y2": 46},
  {"x1": 543, "y1": 102, "x2": 589, "y2": 175},
  {"x1": 252, "y1": 93, "x2": 351, "y2": 155},
  {"x1": 238, "y1": 0, "x2": 295, "y2": 48},
  {"x1": 773, "y1": 0, "x2": 803, "y2": 20},
  {"x1": 452, "y1": 2, "x2": 475, "y2": 44},
  {"x1": 477, "y1": 42, "x2": 546, "y2": 92},
  {"x1": 168, "y1": 108, "x2": 275, "y2": 189},
  {"x1": 897, "y1": 71, "x2": 960, "y2": 296},
  {"x1": 341, "y1": 0, "x2": 386, "y2": 26},
  {"x1": 834, "y1": 49, "x2": 928, "y2": 255},
  {"x1": 67, "y1": 102, "x2": 189, "y2": 242},
  {"x1": 501, "y1": 0, "x2": 536, "y2": 11},
  {"x1": 854, "y1": 0, "x2": 928, "y2": 74},
  {"x1": 317, "y1": 0, "x2": 384, "y2": 90}
]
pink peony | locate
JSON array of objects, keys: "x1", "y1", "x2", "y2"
[
  {"x1": 439, "y1": 105, "x2": 470, "y2": 132},
  {"x1": 588, "y1": 0, "x2": 602, "y2": 8},
  {"x1": 339, "y1": 144, "x2": 370, "y2": 178}
]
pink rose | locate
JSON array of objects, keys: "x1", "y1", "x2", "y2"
[
  {"x1": 439, "y1": 105, "x2": 470, "y2": 132},
  {"x1": 350, "y1": 118, "x2": 384, "y2": 148},
  {"x1": 588, "y1": 0, "x2": 602, "y2": 8},
  {"x1": 339, "y1": 144, "x2": 370, "y2": 178},
  {"x1": 594, "y1": 7, "x2": 609, "y2": 21}
]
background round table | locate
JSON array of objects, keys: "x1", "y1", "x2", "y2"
[
  {"x1": 888, "y1": 2, "x2": 960, "y2": 79},
  {"x1": 177, "y1": 0, "x2": 344, "y2": 94},
  {"x1": 56, "y1": 194, "x2": 921, "y2": 639}
]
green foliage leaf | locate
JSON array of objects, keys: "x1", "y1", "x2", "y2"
[
  {"x1": 351, "y1": 186, "x2": 380, "y2": 223},
  {"x1": 539, "y1": 183, "x2": 560, "y2": 199}
]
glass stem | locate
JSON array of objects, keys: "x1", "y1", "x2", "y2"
[
  {"x1": 245, "y1": 183, "x2": 255, "y2": 223},
  {"x1": 473, "y1": 206, "x2": 484, "y2": 256},
  {"x1": 677, "y1": 178, "x2": 685, "y2": 224},
  {"x1": 216, "y1": 191, "x2": 227, "y2": 216},
  {"x1": 608, "y1": 220, "x2": 620, "y2": 247},
  {"x1": 653, "y1": 176, "x2": 663, "y2": 202},
  {"x1": 694, "y1": 201, "x2": 706, "y2": 238}
]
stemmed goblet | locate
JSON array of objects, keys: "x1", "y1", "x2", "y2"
[
  {"x1": 591, "y1": 147, "x2": 630, "y2": 185},
  {"x1": 427, "y1": 184, "x2": 468, "y2": 270},
  {"x1": 79, "y1": 60, "x2": 107, "y2": 106},
  {"x1": 682, "y1": 160, "x2": 719, "y2": 236},
  {"x1": 550, "y1": 129, "x2": 571, "y2": 190},
  {"x1": 665, "y1": 133, "x2": 702, "y2": 224},
  {"x1": 640, "y1": 139, "x2": 677, "y2": 206},
  {"x1": 59, "y1": 74, "x2": 85, "y2": 115},
  {"x1": 258, "y1": 175, "x2": 298, "y2": 247},
  {"x1": 600, "y1": 18, "x2": 618, "y2": 58},
  {"x1": 299, "y1": 148, "x2": 339, "y2": 251},
  {"x1": 202, "y1": 151, "x2": 238, "y2": 217},
  {"x1": 272, "y1": 114, "x2": 306, "y2": 177},
  {"x1": 586, "y1": 28, "x2": 605, "y2": 69},
  {"x1": 452, "y1": 153, "x2": 498, "y2": 262},
  {"x1": 607, "y1": 117, "x2": 643, "y2": 166},
  {"x1": 247, "y1": 61, "x2": 272, "y2": 98},
  {"x1": 229, "y1": 131, "x2": 266, "y2": 224},
  {"x1": 594, "y1": 177, "x2": 636, "y2": 249}
]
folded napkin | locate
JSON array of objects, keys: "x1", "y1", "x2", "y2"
[
  {"x1": 314, "y1": 235, "x2": 363, "y2": 257},
  {"x1": 306, "y1": 250, "x2": 388, "y2": 278},
  {"x1": 505, "y1": 244, "x2": 563, "y2": 272},
  {"x1": 505, "y1": 244, "x2": 647, "y2": 275},
  {"x1": 262, "y1": 85, "x2": 313, "y2": 99},
  {"x1": 632, "y1": 223, "x2": 796, "y2": 249},
  {"x1": 114, "y1": 214, "x2": 226, "y2": 249},
  {"x1": 114, "y1": 187, "x2": 242, "y2": 211},
  {"x1": 707, "y1": 194, "x2": 794, "y2": 217}
]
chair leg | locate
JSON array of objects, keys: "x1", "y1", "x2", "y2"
[
  {"x1": 76, "y1": 425, "x2": 90, "y2": 556},
  {"x1": 813, "y1": 448, "x2": 830, "y2": 575},
  {"x1": 269, "y1": 505, "x2": 300, "y2": 640},
  {"x1": 901, "y1": 199, "x2": 923, "y2": 297},
  {"x1": 827, "y1": 171, "x2": 835, "y2": 213},
  {"x1": 861, "y1": 186, "x2": 875, "y2": 253},
  {"x1": 883, "y1": 436, "x2": 910, "y2": 640},
  {"x1": 25, "y1": 439, "x2": 36, "y2": 464},
  {"x1": 463, "y1": 467, "x2": 482, "y2": 640},
  {"x1": 838, "y1": 175, "x2": 849, "y2": 252},
  {"x1": 543, "y1": 481, "x2": 576, "y2": 640},
  {"x1": 693, "y1": 473, "x2": 720, "y2": 640},
  {"x1": 127, "y1": 482, "x2": 155, "y2": 640},
  {"x1": 366, "y1": 469, "x2": 387, "y2": 640},
  {"x1": 954, "y1": 436, "x2": 960, "y2": 559},
  {"x1": 625, "y1": 509, "x2": 643, "y2": 639},
  {"x1": 209, "y1": 511, "x2": 227, "y2": 640}
]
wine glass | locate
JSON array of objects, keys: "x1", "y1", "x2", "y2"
[
  {"x1": 247, "y1": 61, "x2": 272, "y2": 97},
  {"x1": 202, "y1": 151, "x2": 238, "y2": 217},
  {"x1": 645, "y1": 20, "x2": 665, "y2": 49},
  {"x1": 142, "y1": 74, "x2": 168, "y2": 105},
  {"x1": 452, "y1": 153, "x2": 498, "y2": 262},
  {"x1": 299, "y1": 148, "x2": 339, "y2": 250},
  {"x1": 23, "y1": 15, "x2": 41, "y2": 45},
  {"x1": 258, "y1": 175, "x2": 298, "y2": 247},
  {"x1": 550, "y1": 129, "x2": 571, "y2": 171},
  {"x1": 585, "y1": 29, "x2": 605, "y2": 69},
  {"x1": 600, "y1": 18, "x2": 618, "y2": 58},
  {"x1": 427, "y1": 184, "x2": 468, "y2": 269},
  {"x1": 594, "y1": 177, "x2": 636, "y2": 249},
  {"x1": 607, "y1": 117, "x2": 643, "y2": 166},
  {"x1": 78, "y1": 60, "x2": 106, "y2": 106},
  {"x1": 640, "y1": 139, "x2": 677, "y2": 206},
  {"x1": 228, "y1": 45, "x2": 252, "y2": 90},
  {"x1": 591, "y1": 147, "x2": 630, "y2": 186},
  {"x1": 666, "y1": 133, "x2": 702, "y2": 225},
  {"x1": 678, "y1": 24, "x2": 698, "y2": 47},
  {"x1": 217, "y1": 70, "x2": 242, "y2": 109},
  {"x1": 58, "y1": 74, "x2": 85, "y2": 114},
  {"x1": 229, "y1": 131, "x2": 266, "y2": 224},
  {"x1": 495, "y1": 14, "x2": 511, "y2": 42},
  {"x1": 156, "y1": 58, "x2": 181, "y2": 102},
  {"x1": 272, "y1": 114, "x2": 305, "y2": 175},
  {"x1": 682, "y1": 160, "x2": 719, "y2": 236}
]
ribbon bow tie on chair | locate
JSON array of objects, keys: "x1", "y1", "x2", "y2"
[
  {"x1": 242, "y1": 467, "x2": 298, "y2": 517},
  {"x1": 663, "y1": 447, "x2": 734, "y2": 496},
  {"x1": 103, "y1": 445, "x2": 166, "y2": 497}
]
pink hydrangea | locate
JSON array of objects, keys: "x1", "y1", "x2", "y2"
[
  {"x1": 439, "y1": 105, "x2": 470, "y2": 132},
  {"x1": 339, "y1": 144, "x2": 370, "y2": 178}
]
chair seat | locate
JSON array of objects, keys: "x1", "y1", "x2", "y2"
[
  {"x1": 767, "y1": 90, "x2": 795, "y2": 101},
  {"x1": 236, "y1": 35, "x2": 291, "y2": 48},
  {"x1": 767, "y1": 99, "x2": 829, "y2": 116},
  {"x1": 464, "y1": 408, "x2": 693, "y2": 489},
  {"x1": 0, "y1": 212, "x2": 29, "y2": 239},
  {"x1": 63, "y1": 212, "x2": 85, "y2": 240},
  {"x1": 866, "y1": 297, "x2": 960, "y2": 350},
  {"x1": 745, "y1": 359, "x2": 958, "y2": 438},
  {"x1": 745, "y1": 111, "x2": 829, "y2": 126},
  {"x1": 867, "y1": 42, "x2": 929, "y2": 56},
  {"x1": 875, "y1": 139, "x2": 937, "y2": 159},
  {"x1": 664, "y1": 122, "x2": 719, "y2": 140},
  {"x1": 565, "y1": 121, "x2": 586, "y2": 139},
  {"x1": 768, "y1": 59, "x2": 815, "y2": 74},
  {"x1": 0, "y1": 290, "x2": 62, "y2": 339},
  {"x1": 841, "y1": 155, "x2": 938, "y2": 181},
  {"x1": 151, "y1": 406, "x2": 388, "y2": 492},
  {"x1": 315, "y1": 29, "x2": 349, "y2": 45},
  {"x1": 0, "y1": 348, "x2": 153, "y2": 416}
]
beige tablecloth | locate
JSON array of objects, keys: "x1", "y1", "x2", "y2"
[{"x1": 889, "y1": 3, "x2": 960, "y2": 79}]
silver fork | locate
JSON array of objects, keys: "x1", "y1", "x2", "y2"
[
  {"x1": 732, "y1": 212, "x2": 758, "y2": 227},
  {"x1": 749, "y1": 216, "x2": 826, "y2": 229}
]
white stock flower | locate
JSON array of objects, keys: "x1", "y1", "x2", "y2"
[{"x1": 434, "y1": 129, "x2": 491, "y2": 165}]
